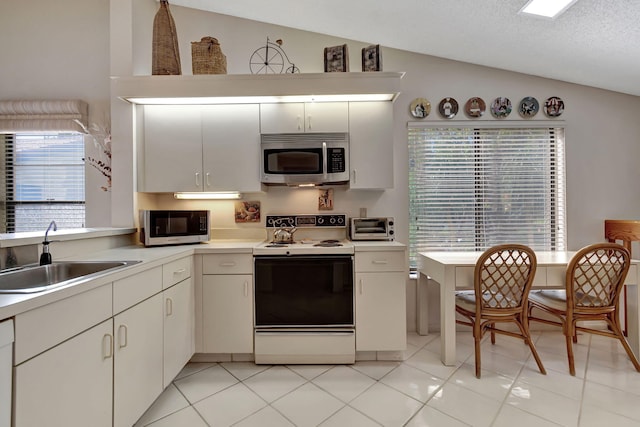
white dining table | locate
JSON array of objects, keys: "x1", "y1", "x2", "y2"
[{"x1": 417, "y1": 251, "x2": 640, "y2": 366}]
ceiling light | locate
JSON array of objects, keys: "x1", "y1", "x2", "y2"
[
  {"x1": 174, "y1": 192, "x2": 241, "y2": 200},
  {"x1": 519, "y1": 0, "x2": 578, "y2": 18}
]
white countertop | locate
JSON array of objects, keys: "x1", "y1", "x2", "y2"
[
  {"x1": 0, "y1": 239, "x2": 406, "y2": 321},
  {"x1": 0, "y1": 228, "x2": 136, "y2": 248}
]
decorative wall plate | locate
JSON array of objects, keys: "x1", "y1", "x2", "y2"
[
  {"x1": 544, "y1": 96, "x2": 564, "y2": 117},
  {"x1": 410, "y1": 98, "x2": 431, "y2": 118},
  {"x1": 438, "y1": 97, "x2": 458, "y2": 119},
  {"x1": 464, "y1": 97, "x2": 486, "y2": 118},
  {"x1": 490, "y1": 97, "x2": 512, "y2": 118},
  {"x1": 518, "y1": 96, "x2": 539, "y2": 118}
]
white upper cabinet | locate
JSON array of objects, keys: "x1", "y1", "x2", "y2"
[
  {"x1": 141, "y1": 104, "x2": 261, "y2": 193},
  {"x1": 260, "y1": 102, "x2": 349, "y2": 134},
  {"x1": 142, "y1": 105, "x2": 203, "y2": 192},
  {"x1": 202, "y1": 104, "x2": 261, "y2": 192},
  {"x1": 348, "y1": 102, "x2": 394, "y2": 189}
]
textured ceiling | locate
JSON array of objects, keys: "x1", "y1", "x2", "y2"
[{"x1": 171, "y1": 0, "x2": 640, "y2": 96}]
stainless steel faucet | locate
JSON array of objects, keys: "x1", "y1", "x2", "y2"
[{"x1": 39, "y1": 220, "x2": 57, "y2": 266}]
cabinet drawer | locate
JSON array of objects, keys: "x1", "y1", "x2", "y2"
[
  {"x1": 14, "y1": 284, "x2": 112, "y2": 365},
  {"x1": 355, "y1": 251, "x2": 404, "y2": 272},
  {"x1": 113, "y1": 267, "x2": 163, "y2": 315},
  {"x1": 163, "y1": 257, "x2": 192, "y2": 289},
  {"x1": 202, "y1": 254, "x2": 253, "y2": 275}
]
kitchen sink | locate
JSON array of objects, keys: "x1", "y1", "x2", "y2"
[{"x1": 0, "y1": 261, "x2": 141, "y2": 294}]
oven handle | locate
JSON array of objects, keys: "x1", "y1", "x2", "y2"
[{"x1": 255, "y1": 330, "x2": 354, "y2": 336}]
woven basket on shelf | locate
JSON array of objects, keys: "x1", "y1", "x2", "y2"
[
  {"x1": 191, "y1": 37, "x2": 227, "y2": 74},
  {"x1": 152, "y1": 0, "x2": 181, "y2": 75}
]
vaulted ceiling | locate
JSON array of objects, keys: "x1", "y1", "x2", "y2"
[{"x1": 170, "y1": 0, "x2": 640, "y2": 96}]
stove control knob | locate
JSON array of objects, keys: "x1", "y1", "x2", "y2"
[
  {"x1": 330, "y1": 217, "x2": 336, "y2": 224},
  {"x1": 317, "y1": 217, "x2": 325, "y2": 225}
]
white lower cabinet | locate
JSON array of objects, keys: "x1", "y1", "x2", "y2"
[
  {"x1": 13, "y1": 319, "x2": 114, "y2": 427},
  {"x1": 202, "y1": 274, "x2": 253, "y2": 353},
  {"x1": 163, "y1": 277, "x2": 195, "y2": 387},
  {"x1": 114, "y1": 293, "x2": 164, "y2": 427},
  {"x1": 201, "y1": 253, "x2": 254, "y2": 354},
  {"x1": 355, "y1": 249, "x2": 407, "y2": 352}
]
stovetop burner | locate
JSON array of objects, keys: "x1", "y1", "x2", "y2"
[
  {"x1": 314, "y1": 239, "x2": 343, "y2": 247},
  {"x1": 265, "y1": 243, "x2": 289, "y2": 248}
]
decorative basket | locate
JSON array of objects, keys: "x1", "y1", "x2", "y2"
[
  {"x1": 152, "y1": 0, "x2": 182, "y2": 75},
  {"x1": 191, "y1": 37, "x2": 227, "y2": 75}
]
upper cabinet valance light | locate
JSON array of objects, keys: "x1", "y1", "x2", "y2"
[
  {"x1": 113, "y1": 72, "x2": 404, "y2": 105},
  {"x1": 0, "y1": 100, "x2": 88, "y2": 133}
]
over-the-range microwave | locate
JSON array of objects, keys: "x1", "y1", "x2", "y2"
[
  {"x1": 260, "y1": 132, "x2": 350, "y2": 186},
  {"x1": 139, "y1": 210, "x2": 210, "y2": 247}
]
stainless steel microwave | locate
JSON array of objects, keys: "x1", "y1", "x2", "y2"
[
  {"x1": 139, "y1": 210, "x2": 210, "y2": 247},
  {"x1": 260, "y1": 133, "x2": 350, "y2": 185}
]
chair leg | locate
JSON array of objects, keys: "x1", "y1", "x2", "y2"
[
  {"x1": 565, "y1": 323, "x2": 576, "y2": 376},
  {"x1": 517, "y1": 318, "x2": 546, "y2": 375},
  {"x1": 607, "y1": 315, "x2": 640, "y2": 372},
  {"x1": 474, "y1": 335, "x2": 482, "y2": 378},
  {"x1": 490, "y1": 323, "x2": 496, "y2": 345}
]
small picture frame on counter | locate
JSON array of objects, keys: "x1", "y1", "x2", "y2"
[
  {"x1": 362, "y1": 44, "x2": 382, "y2": 71},
  {"x1": 324, "y1": 44, "x2": 349, "y2": 72}
]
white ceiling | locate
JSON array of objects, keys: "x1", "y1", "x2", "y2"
[{"x1": 170, "y1": 0, "x2": 640, "y2": 97}]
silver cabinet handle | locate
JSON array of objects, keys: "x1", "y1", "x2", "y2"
[
  {"x1": 173, "y1": 268, "x2": 186, "y2": 275},
  {"x1": 372, "y1": 260, "x2": 388, "y2": 265},
  {"x1": 307, "y1": 115, "x2": 312, "y2": 130},
  {"x1": 118, "y1": 324, "x2": 128, "y2": 349},
  {"x1": 359, "y1": 279, "x2": 364, "y2": 294},
  {"x1": 205, "y1": 172, "x2": 211, "y2": 187},
  {"x1": 195, "y1": 172, "x2": 201, "y2": 187},
  {"x1": 352, "y1": 169, "x2": 356, "y2": 184},
  {"x1": 166, "y1": 298, "x2": 173, "y2": 316},
  {"x1": 102, "y1": 334, "x2": 113, "y2": 359},
  {"x1": 297, "y1": 115, "x2": 302, "y2": 131},
  {"x1": 220, "y1": 261, "x2": 236, "y2": 267},
  {"x1": 244, "y1": 281, "x2": 249, "y2": 297}
]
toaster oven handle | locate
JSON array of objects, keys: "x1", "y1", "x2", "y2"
[{"x1": 322, "y1": 141, "x2": 328, "y2": 179}]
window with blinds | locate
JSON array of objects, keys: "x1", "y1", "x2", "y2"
[
  {"x1": 2, "y1": 133, "x2": 85, "y2": 232},
  {"x1": 408, "y1": 124, "x2": 566, "y2": 268}
]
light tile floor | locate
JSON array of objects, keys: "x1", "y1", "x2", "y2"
[{"x1": 134, "y1": 331, "x2": 640, "y2": 427}]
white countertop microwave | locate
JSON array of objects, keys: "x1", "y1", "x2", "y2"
[
  {"x1": 139, "y1": 210, "x2": 210, "y2": 246},
  {"x1": 260, "y1": 133, "x2": 350, "y2": 186}
]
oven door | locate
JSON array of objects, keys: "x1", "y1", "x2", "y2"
[{"x1": 254, "y1": 255, "x2": 354, "y2": 328}]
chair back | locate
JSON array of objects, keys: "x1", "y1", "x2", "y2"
[
  {"x1": 567, "y1": 243, "x2": 630, "y2": 310},
  {"x1": 474, "y1": 244, "x2": 537, "y2": 313}
]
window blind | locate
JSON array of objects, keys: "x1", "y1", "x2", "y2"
[
  {"x1": 408, "y1": 124, "x2": 566, "y2": 267},
  {"x1": 3, "y1": 133, "x2": 85, "y2": 232}
]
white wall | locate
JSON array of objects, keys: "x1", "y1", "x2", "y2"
[
  {"x1": 0, "y1": 0, "x2": 112, "y2": 227},
  {"x1": 3, "y1": 0, "x2": 640, "y2": 250}
]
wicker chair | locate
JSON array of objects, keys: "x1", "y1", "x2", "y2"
[
  {"x1": 529, "y1": 242, "x2": 640, "y2": 376},
  {"x1": 455, "y1": 244, "x2": 546, "y2": 378}
]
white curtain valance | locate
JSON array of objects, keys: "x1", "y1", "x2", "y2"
[{"x1": 0, "y1": 100, "x2": 88, "y2": 133}]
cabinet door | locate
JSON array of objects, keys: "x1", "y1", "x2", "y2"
[
  {"x1": 260, "y1": 103, "x2": 305, "y2": 133},
  {"x1": 202, "y1": 274, "x2": 254, "y2": 353},
  {"x1": 202, "y1": 104, "x2": 261, "y2": 192},
  {"x1": 355, "y1": 272, "x2": 406, "y2": 351},
  {"x1": 305, "y1": 102, "x2": 349, "y2": 132},
  {"x1": 13, "y1": 319, "x2": 113, "y2": 427},
  {"x1": 142, "y1": 105, "x2": 203, "y2": 192},
  {"x1": 349, "y1": 102, "x2": 394, "y2": 189},
  {"x1": 260, "y1": 102, "x2": 349, "y2": 133},
  {"x1": 163, "y1": 277, "x2": 195, "y2": 387},
  {"x1": 114, "y1": 294, "x2": 164, "y2": 427}
]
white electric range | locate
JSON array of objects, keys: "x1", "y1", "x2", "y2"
[{"x1": 253, "y1": 214, "x2": 356, "y2": 364}]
